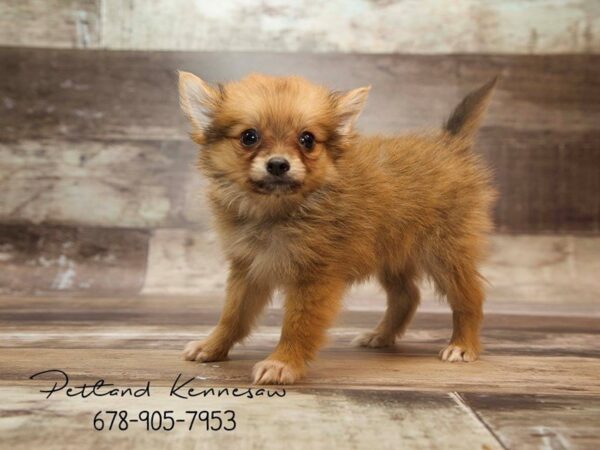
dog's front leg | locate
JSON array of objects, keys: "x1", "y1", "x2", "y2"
[
  {"x1": 183, "y1": 262, "x2": 272, "y2": 362},
  {"x1": 253, "y1": 277, "x2": 345, "y2": 385}
]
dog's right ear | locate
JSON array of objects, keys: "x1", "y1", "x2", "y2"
[
  {"x1": 332, "y1": 86, "x2": 371, "y2": 136},
  {"x1": 178, "y1": 71, "x2": 221, "y2": 130}
]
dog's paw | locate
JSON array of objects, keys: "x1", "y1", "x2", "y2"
[
  {"x1": 182, "y1": 340, "x2": 228, "y2": 362},
  {"x1": 439, "y1": 344, "x2": 478, "y2": 362},
  {"x1": 252, "y1": 359, "x2": 302, "y2": 385},
  {"x1": 352, "y1": 331, "x2": 396, "y2": 348}
]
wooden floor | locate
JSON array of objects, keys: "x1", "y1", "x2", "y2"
[{"x1": 1, "y1": 295, "x2": 599, "y2": 449}]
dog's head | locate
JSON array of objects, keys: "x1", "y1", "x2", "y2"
[{"x1": 178, "y1": 72, "x2": 369, "y2": 206}]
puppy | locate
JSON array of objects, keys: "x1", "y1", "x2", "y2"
[{"x1": 178, "y1": 72, "x2": 497, "y2": 384}]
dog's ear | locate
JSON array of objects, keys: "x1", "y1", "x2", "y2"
[
  {"x1": 178, "y1": 71, "x2": 221, "y2": 130},
  {"x1": 332, "y1": 86, "x2": 370, "y2": 135}
]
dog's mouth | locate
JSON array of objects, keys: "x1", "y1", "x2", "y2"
[{"x1": 250, "y1": 177, "x2": 302, "y2": 195}]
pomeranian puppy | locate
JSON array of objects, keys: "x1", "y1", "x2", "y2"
[{"x1": 178, "y1": 71, "x2": 497, "y2": 384}]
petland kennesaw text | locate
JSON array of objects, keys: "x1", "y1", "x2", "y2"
[{"x1": 29, "y1": 370, "x2": 286, "y2": 400}]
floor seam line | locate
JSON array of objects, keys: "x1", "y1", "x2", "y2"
[{"x1": 450, "y1": 391, "x2": 509, "y2": 450}]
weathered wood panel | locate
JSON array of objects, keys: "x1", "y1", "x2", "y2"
[
  {"x1": 482, "y1": 129, "x2": 600, "y2": 233},
  {"x1": 2, "y1": 295, "x2": 599, "y2": 331},
  {"x1": 2, "y1": 0, "x2": 599, "y2": 54},
  {"x1": 3, "y1": 49, "x2": 600, "y2": 139},
  {"x1": 0, "y1": 139, "x2": 208, "y2": 228},
  {"x1": 0, "y1": 387, "x2": 502, "y2": 450},
  {"x1": 0, "y1": 48, "x2": 187, "y2": 140},
  {"x1": 0, "y1": 225, "x2": 149, "y2": 295},
  {"x1": 0, "y1": 0, "x2": 100, "y2": 49},
  {"x1": 1, "y1": 136, "x2": 598, "y2": 232},
  {"x1": 144, "y1": 230, "x2": 600, "y2": 308},
  {"x1": 99, "y1": 0, "x2": 600, "y2": 54},
  {"x1": 143, "y1": 229, "x2": 225, "y2": 295},
  {"x1": 463, "y1": 393, "x2": 600, "y2": 450},
  {"x1": 484, "y1": 235, "x2": 600, "y2": 305},
  {"x1": 1, "y1": 49, "x2": 599, "y2": 232}
]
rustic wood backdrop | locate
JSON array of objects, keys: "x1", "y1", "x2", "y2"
[
  {"x1": 0, "y1": 1, "x2": 599, "y2": 299},
  {"x1": 1, "y1": 3, "x2": 600, "y2": 449}
]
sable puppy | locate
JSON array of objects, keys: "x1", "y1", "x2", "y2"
[{"x1": 178, "y1": 72, "x2": 497, "y2": 385}]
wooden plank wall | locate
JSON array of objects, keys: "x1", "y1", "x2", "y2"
[
  {"x1": 0, "y1": 2, "x2": 599, "y2": 297},
  {"x1": 1, "y1": 49, "x2": 599, "y2": 232},
  {"x1": 1, "y1": 4, "x2": 599, "y2": 447}
]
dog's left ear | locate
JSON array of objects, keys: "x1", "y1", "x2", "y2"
[
  {"x1": 178, "y1": 71, "x2": 222, "y2": 130},
  {"x1": 333, "y1": 86, "x2": 370, "y2": 135}
]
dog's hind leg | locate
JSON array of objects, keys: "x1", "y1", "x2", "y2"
[
  {"x1": 353, "y1": 265, "x2": 420, "y2": 348},
  {"x1": 433, "y1": 261, "x2": 484, "y2": 362}
]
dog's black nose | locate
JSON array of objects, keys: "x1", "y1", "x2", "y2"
[{"x1": 266, "y1": 157, "x2": 290, "y2": 176}]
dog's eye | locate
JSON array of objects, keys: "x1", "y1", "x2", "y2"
[
  {"x1": 240, "y1": 129, "x2": 260, "y2": 148},
  {"x1": 298, "y1": 131, "x2": 315, "y2": 151}
]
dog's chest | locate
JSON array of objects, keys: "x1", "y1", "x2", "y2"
[{"x1": 225, "y1": 223, "x2": 299, "y2": 283}]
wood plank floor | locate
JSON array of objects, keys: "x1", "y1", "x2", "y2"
[{"x1": 1, "y1": 295, "x2": 599, "y2": 449}]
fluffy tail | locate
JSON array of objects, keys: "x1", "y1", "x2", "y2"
[{"x1": 444, "y1": 77, "x2": 498, "y2": 141}]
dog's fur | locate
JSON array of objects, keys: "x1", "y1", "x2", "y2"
[{"x1": 178, "y1": 72, "x2": 497, "y2": 384}]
